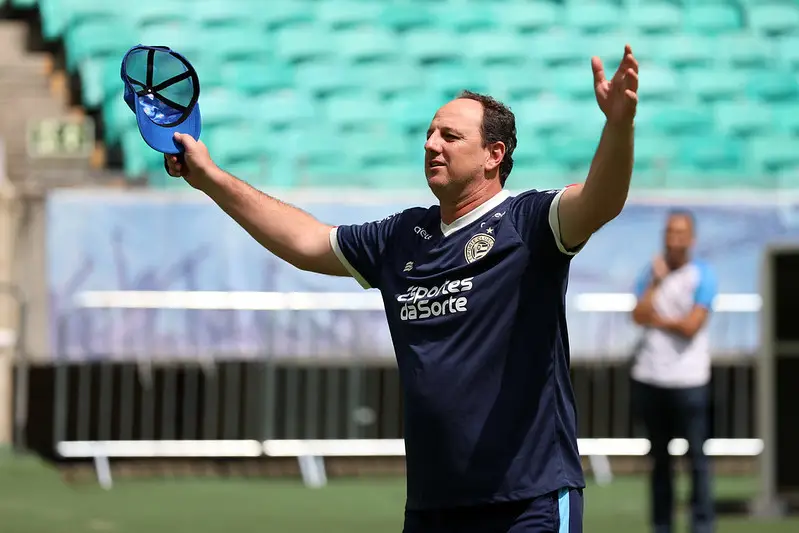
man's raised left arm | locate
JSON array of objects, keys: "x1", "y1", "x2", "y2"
[{"x1": 556, "y1": 45, "x2": 639, "y2": 250}]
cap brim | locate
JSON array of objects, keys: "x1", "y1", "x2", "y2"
[{"x1": 134, "y1": 101, "x2": 202, "y2": 154}]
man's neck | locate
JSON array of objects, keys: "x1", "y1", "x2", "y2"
[{"x1": 439, "y1": 182, "x2": 502, "y2": 225}]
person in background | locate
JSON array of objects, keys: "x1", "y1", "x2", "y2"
[{"x1": 630, "y1": 209, "x2": 718, "y2": 533}]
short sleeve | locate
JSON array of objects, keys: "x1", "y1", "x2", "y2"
[
  {"x1": 511, "y1": 187, "x2": 586, "y2": 256},
  {"x1": 693, "y1": 262, "x2": 718, "y2": 309},
  {"x1": 329, "y1": 211, "x2": 402, "y2": 290},
  {"x1": 634, "y1": 264, "x2": 652, "y2": 298}
]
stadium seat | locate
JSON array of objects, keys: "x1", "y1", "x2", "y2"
[
  {"x1": 333, "y1": 29, "x2": 399, "y2": 64},
  {"x1": 715, "y1": 102, "x2": 775, "y2": 138},
  {"x1": 656, "y1": 35, "x2": 716, "y2": 70},
  {"x1": 627, "y1": 3, "x2": 682, "y2": 34},
  {"x1": 565, "y1": 1, "x2": 622, "y2": 34},
  {"x1": 64, "y1": 19, "x2": 135, "y2": 72},
  {"x1": 316, "y1": 2, "x2": 381, "y2": 30},
  {"x1": 749, "y1": 136, "x2": 799, "y2": 175},
  {"x1": 682, "y1": 4, "x2": 742, "y2": 35},
  {"x1": 403, "y1": 30, "x2": 466, "y2": 65},
  {"x1": 771, "y1": 103, "x2": 799, "y2": 134},
  {"x1": 464, "y1": 32, "x2": 530, "y2": 66},
  {"x1": 716, "y1": 35, "x2": 774, "y2": 70},
  {"x1": 745, "y1": 71, "x2": 799, "y2": 102},
  {"x1": 747, "y1": 3, "x2": 799, "y2": 37},
  {"x1": 684, "y1": 69, "x2": 746, "y2": 102},
  {"x1": 32, "y1": 0, "x2": 799, "y2": 189},
  {"x1": 492, "y1": 2, "x2": 561, "y2": 34}
]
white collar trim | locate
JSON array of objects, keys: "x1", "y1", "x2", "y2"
[{"x1": 440, "y1": 189, "x2": 511, "y2": 237}]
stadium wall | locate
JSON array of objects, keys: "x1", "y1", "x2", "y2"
[{"x1": 43, "y1": 188, "x2": 799, "y2": 361}]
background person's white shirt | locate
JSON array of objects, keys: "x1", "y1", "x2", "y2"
[{"x1": 631, "y1": 260, "x2": 718, "y2": 389}]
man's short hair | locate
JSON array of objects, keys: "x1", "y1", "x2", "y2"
[
  {"x1": 457, "y1": 90, "x2": 517, "y2": 187},
  {"x1": 667, "y1": 208, "x2": 696, "y2": 232}
]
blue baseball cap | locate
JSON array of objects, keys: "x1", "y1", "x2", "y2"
[{"x1": 121, "y1": 45, "x2": 201, "y2": 154}]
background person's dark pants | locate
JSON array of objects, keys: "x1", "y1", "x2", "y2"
[{"x1": 632, "y1": 379, "x2": 715, "y2": 533}]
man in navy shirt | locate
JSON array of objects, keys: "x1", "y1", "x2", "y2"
[{"x1": 165, "y1": 45, "x2": 638, "y2": 533}]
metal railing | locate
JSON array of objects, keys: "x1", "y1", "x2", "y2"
[{"x1": 51, "y1": 290, "x2": 762, "y2": 487}]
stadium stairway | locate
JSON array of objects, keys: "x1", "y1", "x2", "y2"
[{"x1": 0, "y1": 15, "x2": 127, "y2": 187}]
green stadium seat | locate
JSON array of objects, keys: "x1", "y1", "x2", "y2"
[
  {"x1": 637, "y1": 66, "x2": 679, "y2": 101},
  {"x1": 485, "y1": 64, "x2": 549, "y2": 102},
  {"x1": 745, "y1": 71, "x2": 799, "y2": 102},
  {"x1": 425, "y1": 64, "x2": 491, "y2": 99},
  {"x1": 252, "y1": 92, "x2": 318, "y2": 131},
  {"x1": 64, "y1": 18, "x2": 135, "y2": 72},
  {"x1": 656, "y1": 35, "x2": 716, "y2": 69},
  {"x1": 388, "y1": 93, "x2": 444, "y2": 136},
  {"x1": 682, "y1": 4, "x2": 742, "y2": 35},
  {"x1": 684, "y1": 68, "x2": 746, "y2": 102},
  {"x1": 293, "y1": 62, "x2": 364, "y2": 98},
  {"x1": 749, "y1": 136, "x2": 799, "y2": 175},
  {"x1": 716, "y1": 35, "x2": 773, "y2": 70},
  {"x1": 634, "y1": 136, "x2": 680, "y2": 175},
  {"x1": 514, "y1": 98, "x2": 580, "y2": 136},
  {"x1": 433, "y1": 3, "x2": 499, "y2": 33},
  {"x1": 350, "y1": 62, "x2": 425, "y2": 99},
  {"x1": 333, "y1": 29, "x2": 399, "y2": 64},
  {"x1": 221, "y1": 60, "x2": 294, "y2": 95},
  {"x1": 403, "y1": 30, "x2": 466, "y2": 65},
  {"x1": 203, "y1": 26, "x2": 273, "y2": 61},
  {"x1": 546, "y1": 135, "x2": 598, "y2": 171},
  {"x1": 464, "y1": 32, "x2": 530, "y2": 66},
  {"x1": 316, "y1": 2, "x2": 381, "y2": 30},
  {"x1": 273, "y1": 27, "x2": 334, "y2": 64},
  {"x1": 647, "y1": 104, "x2": 715, "y2": 135},
  {"x1": 323, "y1": 96, "x2": 386, "y2": 132},
  {"x1": 492, "y1": 2, "x2": 560, "y2": 33},
  {"x1": 380, "y1": 4, "x2": 437, "y2": 33},
  {"x1": 748, "y1": 4, "x2": 799, "y2": 37},
  {"x1": 627, "y1": 3, "x2": 682, "y2": 34},
  {"x1": 715, "y1": 102, "x2": 775, "y2": 138},
  {"x1": 241, "y1": 2, "x2": 314, "y2": 31},
  {"x1": 771, "y1": 103, "x2": 799, "y2": 134},
  {"x1": 527, "y1": 33, "x2": 590, "y2": 66},
  {"x1": 196, "y1": 89, "x2": 253, "y2": 127},
  {"x1": 512, "y1": 133, "x2": 549, "y2": 169},
  {"x1": 565, "y1": 1, "x2": 622, "y2": 34},
  {"x1": 11, "y1": 0, "x2": 38, "y2": 7},
  {"x1": 552, "y1": 67, "x2": 595, "y2": 100},
  {"x1": 677, "y1": 136, "x2": 746, "y2": 174},
  {"x1": 775, "y1": 36, "x2": 799, "y2": 70}
]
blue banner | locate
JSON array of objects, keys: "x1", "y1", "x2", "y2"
[{"x1": 47, "y1": 189, "x2": 799, "y2": 361}]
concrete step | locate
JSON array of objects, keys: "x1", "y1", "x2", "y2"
[{"x1": 0, "y1": 22, "x2": 32, "y2": 61}]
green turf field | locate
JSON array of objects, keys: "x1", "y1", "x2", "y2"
[{"x1": 1, "y1": 453, "x2": 797, "y2": 533}]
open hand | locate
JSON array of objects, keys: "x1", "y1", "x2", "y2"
[{"x1": 592, "y1": 45, "x2": 639, "y2": 125}]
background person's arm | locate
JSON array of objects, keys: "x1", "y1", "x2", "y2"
[{"x1": 165, "y1": 134, "x2": 348, "y2": 277}]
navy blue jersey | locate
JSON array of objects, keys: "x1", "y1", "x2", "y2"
[{"x1": 330, "y1": 188, "x2": 586, "y2": 510}]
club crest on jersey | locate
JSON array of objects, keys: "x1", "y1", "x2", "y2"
[{"x1": 464, "y1": 233, "x2": 495, "y2": 263}]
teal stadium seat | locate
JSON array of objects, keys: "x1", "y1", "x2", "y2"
[
  {"x1": 28, "y1": 0, "x2": 799, "y2": 189},
  {"x1": 683, "y1": 4, "x2": 742, "y2": 35},
  {"x1": 492, "y1": 2, "x2": 560, "y2": 34},
  {"x1": 715, "y1": 102, "x2": 775, "y2": 138},
  {"x1": 565, "y1": 1, "x2": 622, "y2": 34},
  {"x1": 316, "y1": 2, "x2": 381, "y2": 31},
  {"x1": 747, "y1": 3, "x2": 799, "y2": 37},
  {"x1": 627, "y1": 3, "x2": 682, "y2": 35},
  {"x1": 403, "y1": 29, "x2": 465, "y2": 65}
]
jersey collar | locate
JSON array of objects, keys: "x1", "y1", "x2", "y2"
[{"x1": 439, "y1": 189, "x2": 511, "y2": 237}]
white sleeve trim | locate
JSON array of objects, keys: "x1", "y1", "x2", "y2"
[
  {"x1": 329, "y1": 227, "x2": 372, "y2": 290},
  {"x1": 547, "y1": 188, "x2": 586, "y2": 256}
]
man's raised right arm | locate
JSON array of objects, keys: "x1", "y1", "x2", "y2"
[{"x1": 165, "y1": 133, "x2": 348, "y2": 277}]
